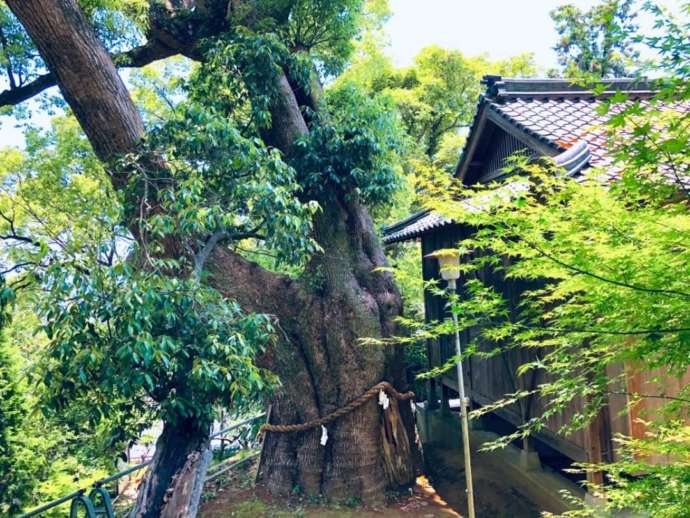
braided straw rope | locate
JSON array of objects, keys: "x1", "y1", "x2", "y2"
[{"x1": 260, "y1": 381, "x2": 415, "y2": 434}]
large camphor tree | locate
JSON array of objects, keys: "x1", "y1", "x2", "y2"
[{"x1": 1, "y1": 0, "x2": 414, "y2": 516}]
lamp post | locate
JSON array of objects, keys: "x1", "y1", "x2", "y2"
[{"x1": 425, "y1": 249, "x2": 476, "y2": 518}]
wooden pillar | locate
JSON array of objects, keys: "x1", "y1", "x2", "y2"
[
  {"x1": 441, "y1": 383, "x2": 452, "y2": 413},
  {"x1": 584, "y1": 405, "x2": 612, "y2": 487},
  {"x1": 427, "y1": 339, "x2": 440, "y2": 410},
  {"x1": 421, "y1": 235, "x2": 441, "y2": 411},
  {"x1": 625, "y1": 367, "x2": 647, "y2": 442}
]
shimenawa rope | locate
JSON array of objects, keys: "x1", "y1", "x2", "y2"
[{"x1": 260, "y1": 381, "x2": 414, "y2": 434}]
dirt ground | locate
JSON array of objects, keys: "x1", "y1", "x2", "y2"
[
  {"x1": 200, "y1": 457, "x2": 460, "y2": 517},
  {"x1": 199, "y1": 445, "x2": 543, "y2": 518}
]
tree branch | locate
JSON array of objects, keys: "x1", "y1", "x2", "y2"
[
  {"x1": 193, "y1": 230, "x2": 228, "y2": 282},
  {"x1": 0, "y1": 39, "x2": 177, "y2": 108},
  {"x1": 523, "y1": 237, "x2": 690, "y2": 299},
  {"x1": 1, "y1": 261, "x2": 40, "y2": 275},
  {"x1": 208, "y1": 246, "x2": 298, "y2": 319},
  {"x1": 607, "y1": 391, "x2": 690, "y2": 404},
  {"x1": 517, "y1": 321, "x2": 690, "y2": 336},
  {"x1": 0, "y1": 72, "x2": 55, "y2": 106},
  {"x1": 0, "y1": 25, "x2": 17, "y2": 89},
  {"x1": 0, "y1": 208, "x2": 42, "y2": 248}
]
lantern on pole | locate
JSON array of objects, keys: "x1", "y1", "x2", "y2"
[{"x1": 425, "y1": 248, "x2": 476, "y2": 518}]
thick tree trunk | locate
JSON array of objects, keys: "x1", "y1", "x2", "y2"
[
  {"x1": 252, "y1": 198, "x2": 412, "y2": 502},
  {"x1": 9, "y1": 0, "x2": 416, "y2": 509},
  {"x1": 209, "y1": 73, "x2": 415, "y2": 502},
  {"x1": 207, "y1": 197, "x2": 415, "y2": 503},
  {"x1": 131, "y1": 419, "x2": 212, "y2": 518},
  {"x1": 5, "y1": 2, "x2": 213, "y2": 516}
]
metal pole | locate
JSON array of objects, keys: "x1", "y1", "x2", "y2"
[{"x1": 447, "y1": 279, "x2": 476, "y2": 518}]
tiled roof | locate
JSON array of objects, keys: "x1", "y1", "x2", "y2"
[
  {"x1": 383, "y1": 76, "x2": 689, "y2": 244},
  {"x1": 382, "y1": 210, "x2": 449, "y2": 245},
  {"x1": 382, "y1": 141, "x2": 591, "y2": 244},
  {"x1": 488, "y1": 99, "x2": 612, "y2": 166},
  {"x1": 477, "y1": 77, "x2": 689, "y2": 171}
]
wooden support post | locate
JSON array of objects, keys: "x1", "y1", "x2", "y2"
[
  {"x1": 519, "y1": 436, "x2": 541, "y2": 470},
  {"x1": 427, "y1": 379, "x2": 439, "y2": 410},
  {"x1": 625, "y1": 366, "x2": 647, "y2": 443},
  {"x1": 427, "y1": 340, "x2": 440, "y2": 410},
  {"x1": 441, "y1": 384, "x2": 452, "y2": 413},
  {"x1": 584, "y1": 405, "x2": 612, "y2": 487}
]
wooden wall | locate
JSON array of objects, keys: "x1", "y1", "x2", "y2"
[
  {"x1": 422, "y1": 224, "x2": 603, "y2": 463},
  {"x1": 415, "y1": 117, "x2": 690, "y2": 470},
  {"x1": 421, "y1": 224, "x2": 690, "y2": 466}
]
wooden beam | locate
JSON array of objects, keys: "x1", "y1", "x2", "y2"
[
  {"x1": 456, "y1": 103, "x2": 489, "y2": 183},
  {"x1": 468, "y1": 389, "x2": 587, "y2": 462},
  {"x1": 584, "y1": 404, "x2": 613, "y2": 487}
]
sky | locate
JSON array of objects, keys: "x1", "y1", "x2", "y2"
[
  {"x1": 384, "y1": 0, "x2": 681, "y2": 70},
  {"x1": 0, "y1": 0, "x2": 685, "y2": 148}
]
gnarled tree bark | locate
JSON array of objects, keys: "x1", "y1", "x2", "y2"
[
  {"x1": 7, "y1": 0, "x2": 415, "y2": 512},
  {"x1": 4, "y1": 2, "x2": 217, "y2": 516}
]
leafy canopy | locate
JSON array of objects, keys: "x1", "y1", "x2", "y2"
[
  {"x1": 412, "y1": 4, "x2": 690, "y2": 516},
  {"x1": 550, "y1": 0, "x2": 639, "y2": 78},
  {"x1": 0, "y1": 0, "x2": 407, "y2": 465}
]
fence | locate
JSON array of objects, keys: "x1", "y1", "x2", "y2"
[{"x1": 19, "y1": 413, "x2": 266, "y2": 518}]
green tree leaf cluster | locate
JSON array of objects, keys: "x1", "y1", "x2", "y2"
[
  {"x1": 291, "y1": 82, "x2": 404, "y2": 207},
  {"x1": 40, "y1": 264, "x2": 275, "y2": 437},
  {"x1": 417, "y1": 4, "x2": 690, "y2": 516},
  {"x1": 550, "y1": 0, "x2": 640, "y2": 78},
  {"x1": 0, "y1": 278, "x2": 27, "y2": 515}
]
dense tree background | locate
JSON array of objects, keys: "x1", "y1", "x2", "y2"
[{"x1": 550, "y1": 0, "x2": 639, "y2": 77}]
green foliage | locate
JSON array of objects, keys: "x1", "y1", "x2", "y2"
[
  {"x1": 0, "y1": 4, "x2": 43, "y2": 90},
  {"x1": 0, "y1": 105, "x2": 299, "y2": 507},
  {"x1": 16, "y1": 92, "x2": 317, "y2": 444},
  {"x1": 0, "y1": 118, "x2": 123, "y2": 512},
  {"x1": 82, "y1": 0, "x2": 147, "y2": 55},
  {"x1": 229, "y1": 0, "x2": 367, "y2": 77},
  {"x1": 129, "y1": 57, "x2": 192, "y2": 126},
  {"x1": 0, "y1": 280, "x2": 112, "y2": 516},
  {"x1": 0, "y1": 0, "x2": 146, "y2": 108},
  {"x1": 192, "y1": 30, "x2": 311, "y2": 131},
  {"x1": 194, "y1": 0, "x2": 372, "y2": 121},
  {"x1": 550, "y1": 0, "x2": 639, "y2": 78},
  {"x1": 417, "y1": 5, "x2": 690, "y2": 516},
  {"x1": 386, "y1": 46, "x2": 481, "y2": 158},
  {"x1": 40, "y1": 264, "x2": 274, "y2": 437},
  {"x1": 0, "y1": 278, "x2": 27, "y2": 515},
  {"x1": 0, "y1": 115, "x2": 120, "y2": 291},
  {"x1": 339, "y1": 44, "x2": 537, "y2": 222},
  {"x1": 277, "y1": 0, "x2": 366, "y2": 76},
  {"x1": 341, "y1": 44, "x2": 536, "y2": 160},
  {"x1": 291, "y1": 82, "x2": 403, "y2": 206},
  {"x1": 380, "y1": 241, "x2": 428, "y2": 393},
  {"x1": 136, "y1": 101, "x2": 318, "y2": 267}
]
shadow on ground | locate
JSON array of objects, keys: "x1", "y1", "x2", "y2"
[{"x1": 424, "y1": 444, "x2": 542, "y2": 518}]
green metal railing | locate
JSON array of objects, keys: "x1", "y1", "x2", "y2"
[{"x1": 19, "y1": 413, "x2": 265, "y2": 518}]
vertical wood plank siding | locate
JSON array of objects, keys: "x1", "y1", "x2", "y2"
[
  {"x1": 422, "y1": 222, "x2": 589, "y2": 461},
  {"x1": 479, "y1": 129, "x2": 534, "y2": 182}
]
